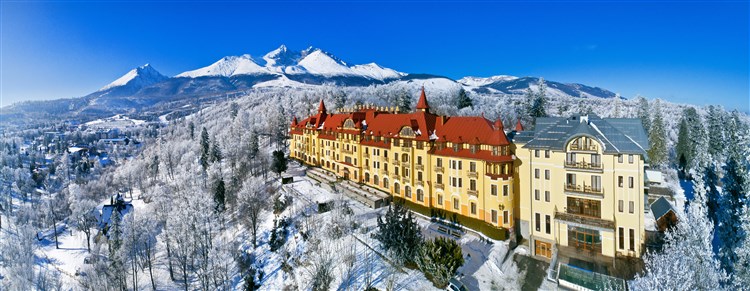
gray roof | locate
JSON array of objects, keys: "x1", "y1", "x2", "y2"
[
  {"x1": 650, "y1": 196, "x2": 676, "y2": 220},
  {"x1": 514, "y1": 114, "x2": 649, "y2": 156}
]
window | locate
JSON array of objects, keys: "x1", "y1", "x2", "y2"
[
  {"x1": 567, "y1": 197, "x2": 601, "y2": 217},
  {"x1": 535, "y1": 213, "x2": 541, "y2": 231},
  {"x1": 437, "y1": 174, "x2": 443, "y2": 184},
  {"x1": 470, "y1": 179, "x2": 476, "y2": 191},
  {"x1": 469, "y1": 162, "x2": 476, "y2": 172},
  {"x1": 458, "y1": 161, "x2": 462, "y2": 170},
  {"x1": 470, "y1": 202, "x2": 477, "y2": 215},
  {"x1": 405, "y1": 186, "x2": 411, "y2": 198},
  {"x1": 618, "y1": 155, "x2": 623, "y2": 163},
  {"x1": 629, "y1": 229, "x2": 635, "y2": 251},
  {"x1": 503, "y1": 210, "x2": 509, "y2": 224},
  {"x1": 591, "y1": 154, "x2": 600, "y2": 167},
  {"x1": 417, "y1": 156, "x2": 422, "y2": 165},
  {"x1": 491, "y1": 210, "x2": 498, "y2": 223},
  {"x1": 491, "y1": 185, "x2": 498, "y2": 196},
  {"x1": 535, "y1": 190, "x2": 540, "y2": 201},
  {"x1": 629, "y1": 201, "x2": 634, "y2": 214},
  {"x1": 394, "y1": 183, "x2": 400, "y2": 194},
  {"x1": 535, "y1": 150, "x2": 540, "y2": 158},
  {"x1": 417, "y1": 171, "x2": 423, "y2": 181},
  {"x1": 451, "y1": 177, "x2": 456, "y2": 187},
  {"x1": 545, "y1": 150, "x2": 550, "y2": 158},
  {"x1": 629, "y1": 177, "x2": 634, "y2": 189},
  {"x1": 503, "y1": 185, "x2": 509, "y2": 197},
  {"x1": 545, "y1": 191, "x2": 550, "y2": 202},
  {"x1": 417, "y1": 189, "x2": 424, "y2": 202},
  {"x1": 438, "y1": 195, "x2": 443, "y2": 205},
  {"x1": 459, "y1": 178, "x2": 463, "y2": 188},
  {"x1": 618, "y1": 176, "x2": 624, "y2": 187},
  {"x1": 437, "y1": 158, "x2": 442, "y2": 167},
  {"x1": 591, "y1": 176, "x2": 602, "y2": 192},
  {"x1": 453, "y1": 198, "x2": 459, "y2": 210},
  {"x1": 619, "y1": 200, "x2": 624, "y2": 212},
  {"x1": 619, "y1": 227, "x2": 625, "y2": 250},
  {"x1": 545, "y1": 215, "x2": 551, "y2": 234},
  {"x1": 545, "y1": 169, "x2": 550, "y2": 180},
  {"x1": 535, "y1": 169, "x2": 540, "y2": 179},
  {"x1": 629, "y1": 154, "x2": 634, "y2": 164},
  {"x1": 566, "y1": 152, "x2": 576, "y2": 164}
]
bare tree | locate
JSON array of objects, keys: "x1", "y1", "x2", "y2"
[{"x1": 238, "y1": 177, "x2": 268, "y2": 248}]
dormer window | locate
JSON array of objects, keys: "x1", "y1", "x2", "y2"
[
  {"x1": 471, "y1": 145, "x2": 478, "y2": 154},
  {"x1": 399, "y1": 126, "x2": 416, "y2": 138},
  {"x1": 453, "y1": 143, "x2": 460, "y2": 152},
  {"x1": 343, "y1": 119, "x2": 355, "y2": 129}
]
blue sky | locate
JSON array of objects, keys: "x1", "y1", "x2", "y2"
[{"x1": 2, "y1": 1, "x2": 748, "y2": 111}]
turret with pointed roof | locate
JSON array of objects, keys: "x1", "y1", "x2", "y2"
[
  {"x1": 515, "y1": 119, "x2": 524, "y2": 132},
  {"x1": 416, "y1": 87, "x2": 430, "y2": 112},
  {"x1": 318, "y1": 99, "x2": 327, "y2": 114}
]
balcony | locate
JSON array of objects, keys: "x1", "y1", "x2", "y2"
[
  {"x1": 435, "y1": 183, "x2": 445, "y2": 190},
  {"x1": 570, "y1": 144, "x2": 598, "y2": 152},
  {"x1": 341, "y1": 149, "x2": 353, "y2": 155},
  {"x1": 381, "y1": 170, "x2": 389, "y2": 176},
  {"x1": 401, "y1": 162, "x2": 410, "y2": 169},
  {"x1": 434, "y1": 166, "x2": 444, "y2": 173},
  {"x1": 564, "y1": 184, "x2": 604, "y2": 197},
  {"x1": 468, "y1": 171, "x2": 478, "y2": 178},
  {"x1": 415, "y1": 164, "x2": 424, "y2": 171},
  {"x1": 467, "y1": 189, "x2": 478, "y2": 196},
  {"x1": 565, "y1": 161, "x2": 603, "y2": 172},
  {"x1": 401, "y1": 147, "x2": 412, "y2": 152},
  {"x1": 392, "y1": 174, "x2": 400, "y2": 180},
  {"x1": 364, "y1": 165, "x2": 370, "y2": 170},
  {"x1": 555, "y1": 211, "x2": 615, "y2": 230},
  {"x1": 363, "y1": 153, "x2": 370, "y2": 158},
  {"x1": 391, "y1": 158, "x2": 400, "y2": 164},
  {"x1": 416, "y1": 180, "x2": 424, "y2": 187}
]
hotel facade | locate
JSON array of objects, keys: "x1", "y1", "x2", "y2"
[{"x1": 289, "y1": 89, "x2": 648, "y2": 262}]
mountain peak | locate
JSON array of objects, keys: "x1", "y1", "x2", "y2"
[{"x1": 99, "y1": 64, "x2": 166, "y2": 91}]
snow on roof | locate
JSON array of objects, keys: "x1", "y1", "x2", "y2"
[{"x1": 646, "y1": 170, "x2": 663, "y2": 184}]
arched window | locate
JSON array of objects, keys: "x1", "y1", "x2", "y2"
[
  {"x1": 374, "y1": 175, "x2": 379, "y2": 185},
  {"x1": 365, "y1": 173, "x2": 370, "y2": 183},
  {"x1": 343, "y1": 119, "x2": 355, "y2": 129},
  {"x1": 399, "y1": 126, "x2": 416, "y2": 138},
  {"x1": 405, "y1": 186, "x2": 411, "y2": 198},
  {"x1": 384, "y1": 178, "x2": 389, "y2": 188},
  {"x1": 394, "y1": 183, "x2": 400, "y2": 194},
  {"x1": 417, "y1": 189, "x2": 424, "y2": 202}
]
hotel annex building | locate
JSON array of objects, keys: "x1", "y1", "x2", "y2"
[{"x1": 289, "y1": 88, "x2": 649, "y2": 262}]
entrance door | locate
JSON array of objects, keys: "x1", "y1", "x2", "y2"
[{"x1": 535, "y1": 240, "x2": 552, "y2": 259}]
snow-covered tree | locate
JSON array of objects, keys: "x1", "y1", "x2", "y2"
[
  {"x1": 631, "y1": 173, "x2": 727, "y2": 290},
  {"x1": 636, "y1": 96, "x2": 651, "y2": 134},
  {"x1": 647, "y1": 99, "x2": 668, "y2": 168}
]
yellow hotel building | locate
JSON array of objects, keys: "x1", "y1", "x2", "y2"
[
  {"x1": 290, "y1": 89, "x2": 517, "y2": 236},
  {"x1": 289, "y1": 89, "x2": 648, "y2": 263},
  {"x1": 512, "y1": 115, "x2": 649, "y2": 262}
]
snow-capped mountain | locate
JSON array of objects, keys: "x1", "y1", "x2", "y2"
[
  {"x1": 99, "y1": 64, "x2": 167, "y2": 92},
  {"x1": 3, "y1": 45, "x2": 620, "y2": 120},
  {"x1": 458, "y1": 75, "x2": 519, "y2": 87},
  {"x1": 175, "y1": 45, "x2": 405, "y2": 81}
]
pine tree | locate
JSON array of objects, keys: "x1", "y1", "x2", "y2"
[
  {"x1": 527, "y1": 78, "x2": 548, "y2": 123},
  {"x1": 676, "y1": 117, "x2": 691, "y2": 173},
  {"x1": 707, "y1": 105, "x2": 726, "y2": 161},
  {"x1": 374, "y1": 203, "x2": 423, "y2": 265},
  {"x1": 200, "y1": 127, "x2": 210, "y2": 171},
  {"x1": 416, "y1": 237, "x2": 464, "y2": 288},
  {"x1": 210, "y1": 138, "x2": 223, "y2": 163},
  {"x1": 613, "y1": 94, "x2": 621, "y2": 118},
  {"x1": 214, "y1": 178, "x2": 226, "y2": 213},
  {"x1": 733, "y1": 205, "x2": 750, "y2": 288},
  {"x1": 637, "y1": 96, "x2": 651, "y2": 134},
  {"x1": 189, "y1": 122, "x2": 195, "y2": 140},
  {"x1": 647, "y1": 100, "x2": 668, "y2": 168},
  {"x1": 248, "y1": 131, "x2": 259, "y2": 159},
  {"x1": 108, "y1": 208, "x2": 126, "y2": 289},
  {"x1": 717, "y1": 112, "x2": 750, "y2": 273},
  {"x1": 271, "y1": 150, "x2": 288, "y2": 178},
  {"x1": 455, "y1": 88, "x2": 472, "y2": 109}
]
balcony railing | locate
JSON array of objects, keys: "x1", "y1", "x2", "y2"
[
  {"x1": 391, "y1": 158, "x2": 400, "y2": 164},
  {"x1": 570, "y1": 144, "x2": 598, "y2": 152},
  {"x1": 565, "y1": 184, "x2": 604, "y2": 195},
  {"x1": 401, "y1": 147, "x2": 412, "y2": 152},
  {"x1": 434, "y1": 166, "x2": 444, "y2": 173},
  {"x1": 416, "y1": 180, "x2": 424, "y2": 187},
  {"x1": 363, "y1": 153, "x2": 370, "y2": 158},
  {"x1": 415, "y1": 164, "x2": 424, "y2": 171},
  {"x1": 392, "y1": 174, "x2": 400, "y2": 180},
  {"x1": 555, "y1": 211, "x2": 615, "y2": 229},
  {"x1": 341, "y1": 149, "x2": 353, "y2": 155},
  {"x1": 468, "y1": 171, "x2": 478, "y2": 178},
  {"x1": 363, "y1": 165, "x2": 370, "y2": 170},
  {"x1": 402, "y1": 162, "x2": 410, "y2": 169},
  {"x1": 467, "y1": 189, "x2": 478, "y2": 196},
  {"x1": 565, "y1": 161, "x2": 602, "y2": 171},
  {"x1": 381, "y1": 170, "x2": 389, "y2": 176},
  {"x1": 435, "y1": 183, "x2": 445, "y2": 190}
]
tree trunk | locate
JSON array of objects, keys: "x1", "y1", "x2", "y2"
[
  {"x1": 53, "y1": 219, "x2": 59, "y2": 249},
  {"x1": 146, "y1": 242, "x2": 156, "y2": 290},
  {"x1": 85, "y1": 230, "x2": 91, "y2": 252},
  {"x1": 166, "y1": 236, "x2": 175, "y2": 281}
]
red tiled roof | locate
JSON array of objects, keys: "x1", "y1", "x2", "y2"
[
  {"x1": 431, "y1": 148, "x2": 514, "y2": 163},
  {"x1": 515, "y1": 119, "x2": 524, "y2": 132},
  {"x1": 318, "y1": 99, "x2": 327, "y2": 113}
]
